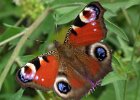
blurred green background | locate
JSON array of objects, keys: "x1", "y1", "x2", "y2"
[{"x1": 0, "y1": 0, "x2": 140, "y2": 100}]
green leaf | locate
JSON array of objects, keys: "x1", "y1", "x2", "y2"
[
  {"x1": 10, "y1": 88, "x2": 24, "y2": 100},
  {"x1": 125, "y1": 0, "x2": 140, "y2": 9},
  {"x1": 0, "y1": 24, "x2": 24, "y2": 42},
  {"x1": 0, "y1": 51, "x2": 12, "y2": 73},
  {"x1": 56, "y1": 6, "x2": 83, "y2": 25},
  {"x1": 50, "y1": 0, "x2": 86, "y2": 7},
  {"x1": 102, "y1": 72, "x2": 126, "y2": 86},
  {"x1": 10, "y1": 63, "x2": 17, "y2": 75},
  {"x1": 103, "y1": 1, "x2": 127, "y2": 13},
  {"x1": 99, "y1": 85, "x2": 116, "y2": 100},
  {"x1": 113, "y1": 81, "x2": 124, "y2": 100},
  {"x1": 105, "y1": 19, "x2": 129, "y2": 42},
  {"x1": 55, "y1": 6, "x2": 81, "y2": 15},
  {"x1": 19, "y1": 55, "x2": 36, "y2": 65},
  {"x1": 112, "y1": 55, "x2": 122, "y2": 69},
  {"x1": 0, "y1": 93, "x2": 32, "y2": 100},
  {"x1": 0, "y1": 6, "x2": 21, "y2": 19},
  {"x1": 103, "y1": 0, "x2": 140, "y2": 13}
]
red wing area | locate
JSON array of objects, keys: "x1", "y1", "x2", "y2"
[
  {"x1": 75, "y1": 43, "x2": 112, "y2": 82},
  {"x1": 69, "y1": 20, "x2": 105, "y2": 47},
  {"x1": 83, "y1": 51, "x2": 112, "y2": 82},
  {"x1": 33, "y1": 56, "x2": 59, "y2": 89},
  {"x1": 16, "y1": 51, "x2": 59, "y2": 90},
  {"x1": 67, "y1": 67, "x2": 91, "y2": 99},
  {"x1": 53, "y1": 63, "x2": 92, "y2": 99},
  {"x1": 64, "y1": 2, "x2": 106, "y2": 47},
  {"x1": 74, "y1": 49, "x2": 101, "y2": 81}
]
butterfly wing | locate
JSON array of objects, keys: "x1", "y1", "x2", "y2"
[
  {"x1": 16, "y1": 49, "x2": 92, "y2": 100},
  {"x1": 53, "y1": 58, "x2": 92, "y2": 100},
  {"x1": 75, "y1": 42, "x2": 112, "y2": 82},
  {"x1": 16, "y1": 50, "x2": 59, "y2": 91},
  {"x1": 64, "y1": 2, "x2": 106, "y2": 47},
  {"x1": 63, "y1": 1, "x2": 112, "y2": 83},
  {"x1": 16, "y1": 2, "x2": 111, "y2": 100}
]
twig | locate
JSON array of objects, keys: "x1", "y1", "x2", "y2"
[
  {"x1": 36, "y1": 90, "x2": 46, "y2": 100},
  {"x1": 15, "y1": 16, "x2": 26, "y2": 26},
  {"x1": 0, "y1": 7, "x2": 51, "y2": 90},
  {"x1": 0, "y1": 30, "x2": 26, "y2": 47}
]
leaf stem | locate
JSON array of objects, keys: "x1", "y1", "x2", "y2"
[
  {"x1": 36, "y1": 90, "x2": 46, "y2": 100},
  {"x1": 0, "y1": 8, "x2": 51, "y2": 90},
  {"x1": 15, "y1": 16, "x2": 26, "y2": 26},
  {"x1": 0, "y1": 30, "x2": 26, "y2": 47},
  {"x1": 113, "y1": 82, "x2": 122, "y2": 100},
  {"x1": 123, "y1": 79, "x2": 127, "y2": 100},
  {"x1": 122, "y1": 8, "x2": 136, "y2": 39},
  {"x1": 134, "y1": 78, "x2": 140, "y2": 100}
]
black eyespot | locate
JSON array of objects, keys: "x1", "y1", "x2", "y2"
[
  {"x1": 93, "y1": 5, "x2": 100, "y2": 18},
  {"x1": 57, "y1": 81, "x2": 71, "y2": 94},
  {"x1": 94, "y1": 47, "x2": 107, "y2": 61},
  {"x1": 87, "y1": 4, "x2": 100, "y2": 19},
  {"x1": 17, "y1": 69, "x2": 32, "y2": 83}
]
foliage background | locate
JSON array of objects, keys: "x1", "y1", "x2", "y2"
[{"x1": 0, "y1": 0, "x2": 140, "y2": 100}]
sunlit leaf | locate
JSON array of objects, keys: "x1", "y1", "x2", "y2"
[
  {"x1": 10, "y1": 88, "x2": 24, "y2": 100},
  {"x1": 105, "y1": 19, "x2": 129, "y2": 41},
  {"x1": 56, "y1": 6, "x2": 83, "y2": 25},
  {"x1": 0, "y1": 25, "x2": 24, "y2": 42},
  {"x1": 102, "y1": 72, "x2": 126, "y2": 86}
]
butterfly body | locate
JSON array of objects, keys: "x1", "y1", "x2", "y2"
[{"x1": 16, "y1": 2, "x2": 112, "y2": 100}]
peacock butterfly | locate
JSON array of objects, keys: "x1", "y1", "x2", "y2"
[{"x1": 16, "y1": 2, "x2": 112, "y2": 100}]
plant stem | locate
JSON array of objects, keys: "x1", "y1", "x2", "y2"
[
  {"x1": 36, "y1": 90, "x2": 46, "y2": 100},
  {"x1": 0, "y1": 30, "x2": 26, "y2": 47},
  {"x1": 113, "y1": 82, "x2": 122, "y2": 100},
  {"x1": 122, "y1": 8, "x2": 136, "y2": 40},
  {"x1": 0, "y1": 8, "x2": 51, "y2": 91},
  {"x1": 134, "y1": 78, "x2": 140, "y2": 100},
  {"x1": 123, "y1": 79, "x2": 127, "y2": 100},
  {"x1": 15, "y1": 16, "x2": 26, "y2": 26},
  {"x1": 15, "y1": 57, "x2": 23, "y2": 67}
]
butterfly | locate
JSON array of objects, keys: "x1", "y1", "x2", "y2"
[{"x1": 16, "y1": 2, "x2": 112, "y2": 100}]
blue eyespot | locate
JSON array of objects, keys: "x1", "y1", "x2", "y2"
[
  {"x1": 17, "y1": 66, "x2": 34, "y2": 83},
  {"x1": 17, "y1": 69, "x2": 31, "y2": 83},
  {"x1": 95, "y1": 47, "x2": 106, "y2": 61},
  {"x1": 57, "y1": 81, "x2": 71, "y2": 94}
]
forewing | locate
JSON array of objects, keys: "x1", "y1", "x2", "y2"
[
  {"x1": 64, "y1": 2, "x2": 106, "y2": 47},
  {"x1": 16, "y1": 50, "x2": 59, "y2": 91}
]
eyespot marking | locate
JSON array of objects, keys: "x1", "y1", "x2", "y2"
[
  {"x1": 57, "y1": 81, "x2": 71, "y2": 94},
  {"x1": 94, "y1": 47, "x2": 107, "y2": 61},
  {"x1": 79, "y1": 5, "x2": 100, "y2": 23},
  {"x1": 85, "y1": 43, "x2": 108, "y2": 61},
  {"x1": 17, "y1": 64, "x2": 36, "y2": 83}
]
